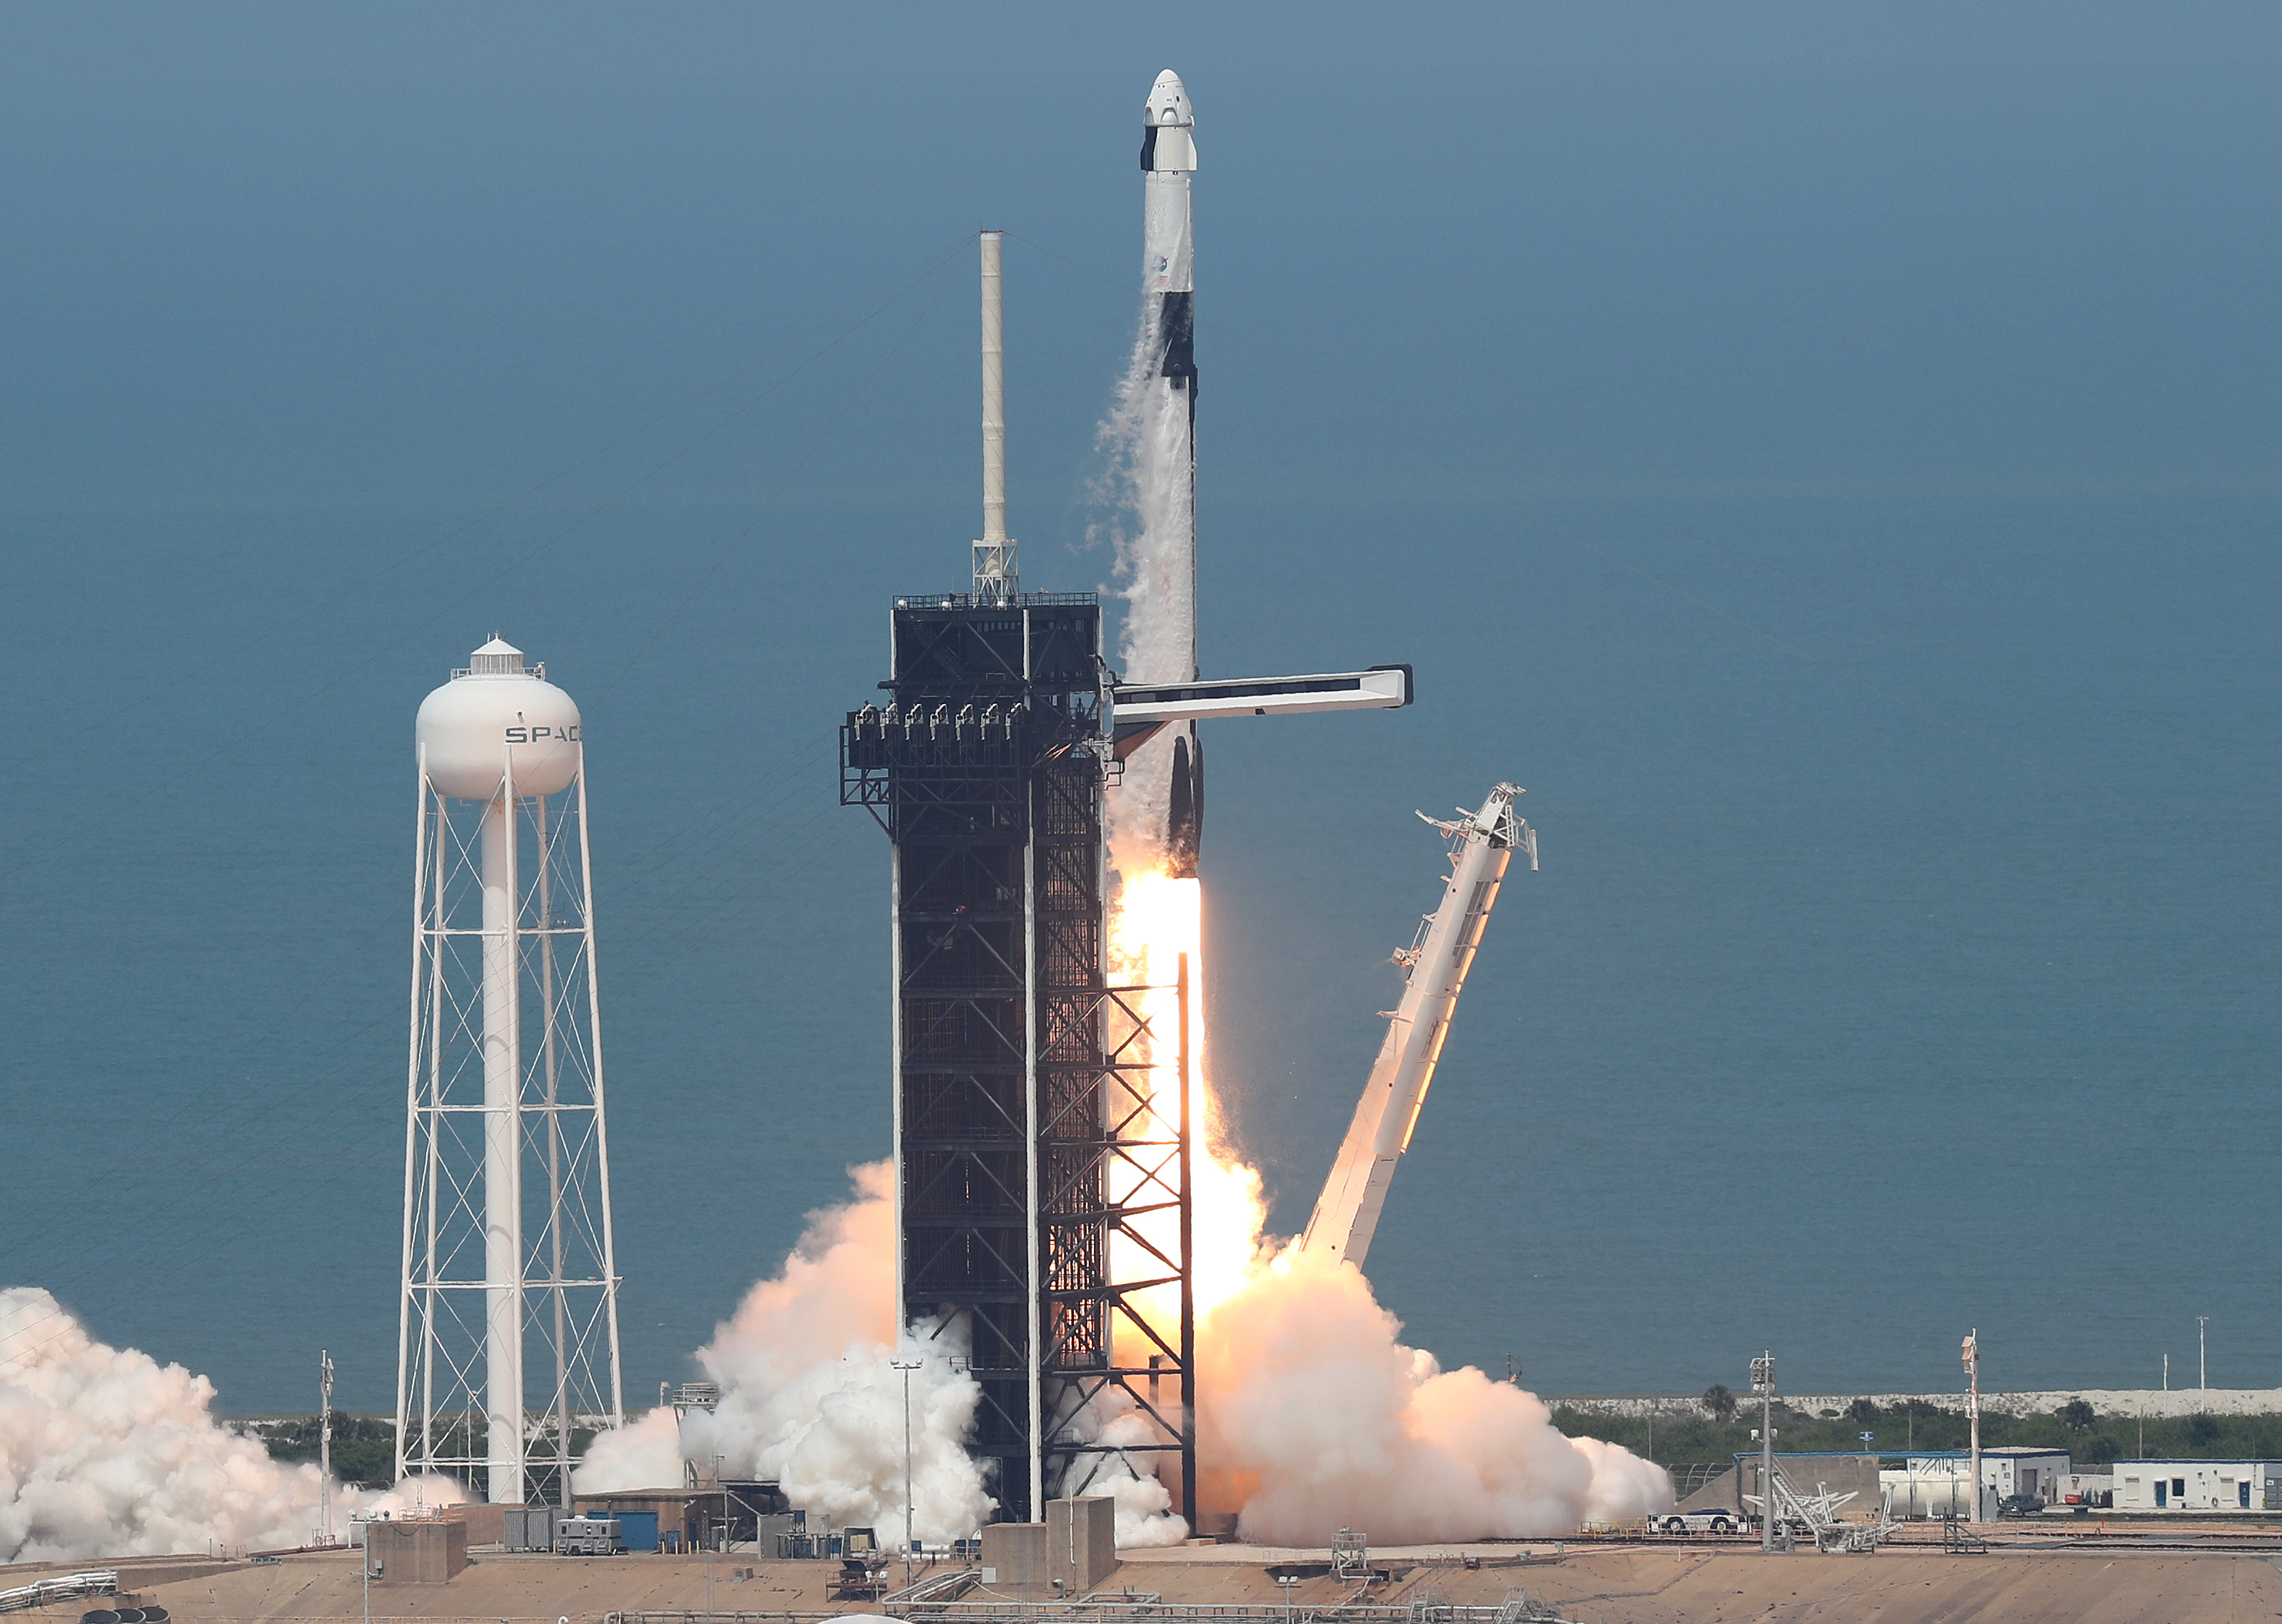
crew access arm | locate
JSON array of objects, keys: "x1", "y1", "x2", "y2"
[{"x1": 1297, "y1": 782, "x2": 1534, "y2": 1269}]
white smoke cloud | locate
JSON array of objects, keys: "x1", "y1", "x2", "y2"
[
  {"x1": 575, "y1": 1166, "x2": 1190, "y2": 1550},
  {"x1": 1092, "y1": 300, "x2": 1197, "y2": 874},
  {"x1": 1196, "y1": 1251, "x2": 1669, "y2": 1543},
  {"x1": 1048, "y1": 1388, "x2": 1187, "y2": 1548},
  {"x1": 573, "y1": 1158, "x2": 1669, "y2": 1550},
  {"x1": 0, "y1": 1286, "x2": 464, "y2": 1564},
  {"x1": 577, "y1": 1163, "x2": 994, "y2": 1546}
]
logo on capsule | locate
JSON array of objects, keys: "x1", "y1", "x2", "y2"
[{"x1": 503, "y1": 724, "x2": 580, "y2": 744}]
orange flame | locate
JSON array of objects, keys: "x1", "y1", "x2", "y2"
[{"x1": 1105, "y1": 869, "x2": 1269, "y2": 1342}]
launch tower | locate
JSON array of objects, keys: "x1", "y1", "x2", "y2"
[
  {"x1": 840, "y1": 232, "x2": 1200, "y2": 1523},
  {"x1": 396, "y1": 637, "x2": 625, "y2": 1504},
  {"x1": 843, "y1": 595, "x2": 1197, "y2": 1521}
]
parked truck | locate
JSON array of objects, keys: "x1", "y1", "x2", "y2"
[{"x1": 552, "y1": 1516, "x2": 623, "y2": 1557}]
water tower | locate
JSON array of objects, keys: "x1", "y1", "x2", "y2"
[{"x1": 396, "y1": 637, "x2": 624, "y2": 1505}]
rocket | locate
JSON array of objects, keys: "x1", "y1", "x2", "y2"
[
  {"x1": 1141, "y1": 69, "x2": 1204, "y2": 877},
  {"x1": 1142, "y1": 69, "x2": 1198, "y2": 393}
]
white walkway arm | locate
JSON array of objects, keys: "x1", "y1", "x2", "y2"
[{"x1": 1112, "y1": 665, "x2": 1409, "y2": 725}]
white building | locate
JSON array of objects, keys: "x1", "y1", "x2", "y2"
[
  {"x1": 2113, "y1": 1461, "x2": 2282, "y2": 1512},
  {"x1": 1881, "y1": 1448, "x2": 2071, "y2": 1519}
]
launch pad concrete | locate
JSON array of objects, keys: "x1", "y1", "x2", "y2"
[{"x1": 9, "y1": 1538, "x2": 2280, "y2": 1623}]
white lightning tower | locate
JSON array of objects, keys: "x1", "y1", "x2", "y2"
[
  {"x1": 397, "y1": 636, "x2": 624, "y2": 1505},
  {"x1": 972, "y1": 229, "x2": 1017, "y2": 605}
]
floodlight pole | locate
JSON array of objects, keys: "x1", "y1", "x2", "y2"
[
  {"x1": 2199, "y1": 1315, "x2": 2208, "y2": 1394},
  {"x1": 1751, "y1": 1353, "x2": 1775, "y2": 1553},
  {"x1": 893, "y1": 1356, "x2": 923, "y2": 1589},
  {"x1": 354, "y1": 1515, "x2": 376, "y2": 1624},
  {"x1": 318, "y1": 1351, "x2": 335, "y2": 1547},
  {"x1": 1963, "y1": 1330, "x2": 1981, "y2": 1524}
]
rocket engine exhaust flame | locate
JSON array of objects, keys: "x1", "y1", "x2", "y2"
[{"x1": 1097, "y1": 868, "x2": 1673, "y2": 1542}]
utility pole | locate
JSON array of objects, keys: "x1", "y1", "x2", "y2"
[
  {"x1": 2199, "y1": 1316, "x2": 2209, "y2": 1394},
  {"x1": 1751, "y1": 1353, "x2": 1776, "y2": 1553},
  {"x1": 318, "y1": 1351, "x2": 335, "y2": 1547},
  {"x1": 354, "y1": 1515, "x2": 376, "y2": 1624},
  {"x1": 705, "y1": 1453, "x2": 724, "y2": 1618},
  {"x1": 893, "y1": 1356, "x2": 923, "y2": 1590},
  {"x1": 1963, "y1": 1331, "x2": 1981, "y2": 1525}
]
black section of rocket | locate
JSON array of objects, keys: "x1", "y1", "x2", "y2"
[
  {"x1": 1167, "y1": 730, "x2": 1202, "y2": 878},
  {"x1": 1157, "y1": 292, "x2": 1197, "y2": 388}
]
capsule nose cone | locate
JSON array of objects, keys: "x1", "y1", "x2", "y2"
[{"x1": 1145, "y1": 69, "x2": 1192, "y2": 128}]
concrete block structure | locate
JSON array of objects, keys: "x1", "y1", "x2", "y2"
[
  {"x1": 366, "y1": 1518, "x2": 468, "y2": 1585},
  {"x1": 980, "y1": 1520, "x2": 1048, "y2": 1587},
  {"x1": 980, "y1": 1498, "x2": 1117, "y2": 1590},
  {"x1": 1047, "y1": 1496, "x2": 1117, "y2": 1591}
]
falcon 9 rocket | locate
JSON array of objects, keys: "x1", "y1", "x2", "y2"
[{"x1": 1130, "y1": 68, "x2": 1204, "y2": 876}]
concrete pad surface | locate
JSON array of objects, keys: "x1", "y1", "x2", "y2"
[{"x1": 7, "y1": 1542, "x2": 2278, "y2": 1622}]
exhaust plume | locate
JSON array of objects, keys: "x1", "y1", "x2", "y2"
[
  {"x1": 1092, "y1": 222, "x2": 1672, "y2": 1540},
  {"x1": 0, "y1": 1286, "x2": 464, "y2": 1564},
  {"x1": 1197, "y1": 1251, "x2": 1670, "y2": 1540},
  {"x1": 1092, "y1": 296, "x2": 1197, "y2": 876},
  {"x1": 576, "y1": 1164, "x2": 995, "y2": 1545}
]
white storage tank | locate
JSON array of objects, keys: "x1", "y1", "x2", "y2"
[{"x1": 415, "y1": 636, "x2": 582, "y2": 800}]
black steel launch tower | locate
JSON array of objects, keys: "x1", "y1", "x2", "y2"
[{"x1": 843, "y1": 592, "x2": 1197, "y2": 1524}]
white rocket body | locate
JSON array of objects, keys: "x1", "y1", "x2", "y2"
[
  {"x1": 1130, "y1": 68, "x2": 1205, "y2": 874},
  {"x1": 1143, "y1": 72, "x2": 1196, "y2": 303},
  {"x1": 1300, "y1": 785, "x2": 1532, "y2": 1269}
]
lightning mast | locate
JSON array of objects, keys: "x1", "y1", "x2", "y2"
[
  {"x1": 1964, "y1": 1330, "x2": 1981, "y2": 1523},
  {"x1": 318, "y1": 1350, "x2": 334, "y2": 1545},
  {"x1": 1298, "y1": 783, "x2": 1535, "y2": 1268},
  {"x1": 397, "y1": 637, "x2": 624, "y2": 1503},
  {"x1": 973, "y1": 230, "x2": 1017, "y2": 605}
]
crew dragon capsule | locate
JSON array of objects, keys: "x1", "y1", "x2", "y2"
[{"x1": 1141, "y1": 68, "x2": 1204, "y2": 876}]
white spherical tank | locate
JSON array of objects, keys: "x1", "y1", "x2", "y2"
[{"x1": 416, "y1": 637, "x2": 583, "y2": 800}]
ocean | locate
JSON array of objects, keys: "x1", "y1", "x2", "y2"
[{"x1": 0, "y1": 484, "x2": 2271, "y2": 1413}]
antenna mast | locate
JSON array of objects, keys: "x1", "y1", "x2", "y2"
[
  {"x1": 972, "y1": 230, "x2": 1017, "y2": 604},
  {"x1": 318, "y1": 1350, "x2": 334, "y2": 1547}
]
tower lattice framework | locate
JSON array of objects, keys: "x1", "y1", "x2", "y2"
[
  {"x1": 397, "y1": 732, "x2": 624, "y2": 1504},
  {"x1": 843, "y1": 592, "x2": 1195, "y2": 1523}
]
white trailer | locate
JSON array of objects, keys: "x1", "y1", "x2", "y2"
[{"x1": 2113, "y1": 1460, "x2": 2282, "y2": 1511}]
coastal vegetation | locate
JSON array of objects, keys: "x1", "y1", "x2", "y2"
[{"x1": 1554, "y1": 1396, "x2": 2282, "y2": 1471}]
